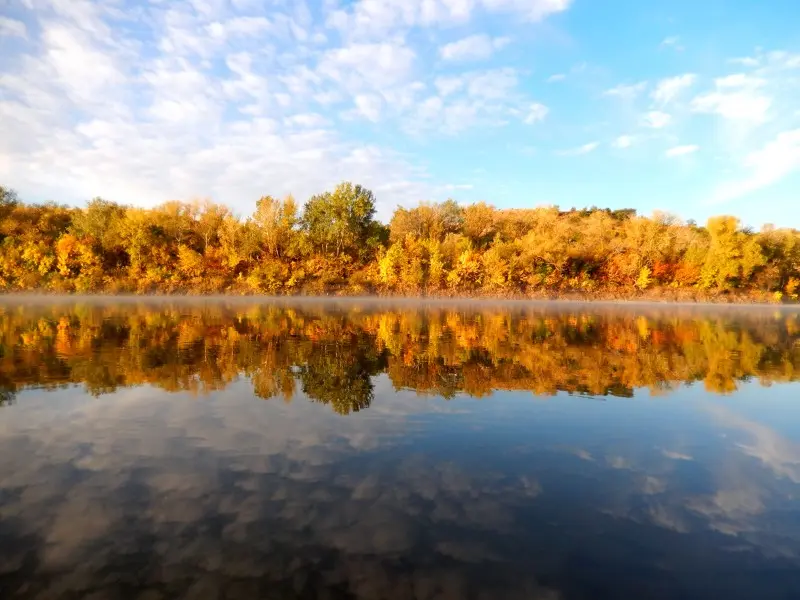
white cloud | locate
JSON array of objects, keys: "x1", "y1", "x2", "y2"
[
  {"x1": 546, "y1": 73, "x2": 565, "y2": 82},
  {"x1": 313, "y1": 90, "x2": 343, "y2": 105},
  {"x1": 434, "y1": 75, "x2": 465, "y2": 97},
  {"x1": 603, "y1": 81, "x2": 647, "y2": 100},
  {"x1": 326, "y1": 0, "x2": 571, "y2": 36},
  {"x1": 481, "y1": 0, "x2": 573, "y2": 21},
  {"x1": 523, "y1": 103, "x2": 548, "y2": 124},
  {"x1": 665, "y1": 144, "x2": 698, "y2": 157},
  {"x1": 285, "y1": 113, "x2": 329, "y2": 128},
  {"x1": 439, "y1": 102, "x2": 481, "y2": 133},
  {"x1": 406, "y1": 97, "x2": 473, "y2": 134},
  {"x1": 729, "y1": 56, "x2": 759, "y2": 67},
  {"x1": 660, "y1": 36, "x2": 683, "y2": 50},
  {"x1": 558, "y1": 141, "x2": 599, "y2": 156},
  {"x1": 354, "y1": 94, "x2": 384, "y2": 122},
  {"x1": 319, "y1": 41, "x2": 417, "y2": 89},
  {"x1": 0, "y1": 16, "x2": 28, "y2": 38},
  {"x1": 412, "y1": 68, "x2": 530, "y2": 134},
  {"x1": 434, "y1": 68, "x2": 519, "y2": 98},
  {"x1": 0, "y1": 0, "x2": 576, "y2": 225},
  {"x1": 766, "y1": 50, "x2": 800, "y2": 69},
  {"x1": 42, "y1": 23, "x2": 125, "y2": 104},
  {"x1": 713, "y1": 129, "x2": 800, "y2": 203},
  {"x1": 651, "y1": 73, "x2": 696, "y2": 105},
  {"x1": 466, "y1": 67, "x2": 518, "y2": 99},
  {"x1": 643, "y1": 111, "x2": 672, "y2": 129},
  {"x1": 205, "y1": 16, "x2": 272, "y2": 40},
  {"x1": 691, "y1": 91, "x2": 771, "y2": 122},
  {"x1": 715, "y1": 73, "x2": 765, "y2": 88},
  {"x1": 691, "y1": 73, "x2": 772, "y2": 122},
  {"x1": 439, "y1": 34, "x2": 509, "y2": 62},
  {"x1": 0, "y1": 4, "x2": 449, "y2": 221},
  {"x1": 612, "y1": 135, "x2": 634, "y2": 149}
]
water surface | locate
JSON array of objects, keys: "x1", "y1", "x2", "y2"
[{"x1": 2, "y1": 299, "x2": 800, "y2": 599}]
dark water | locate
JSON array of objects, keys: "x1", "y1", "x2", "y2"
[{"x1": 2, "y1": 299, "x2": 800, "y2": 600}]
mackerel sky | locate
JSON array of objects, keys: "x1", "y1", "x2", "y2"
[{"x1": 1, "y1": 0, "x2": 799, "y2": 226}]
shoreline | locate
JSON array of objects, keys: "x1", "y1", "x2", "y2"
[{"x1": 1, "y1": 291, "x2": 798, "y2": 310}]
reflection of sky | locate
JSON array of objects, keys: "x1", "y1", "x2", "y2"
[{"x1": 2, "y1": 376, "x2": 800, "y2": 598}]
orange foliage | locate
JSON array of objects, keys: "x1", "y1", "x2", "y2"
[{"x1": 1, "y1": 182, "x2": 799, "y2": 299}]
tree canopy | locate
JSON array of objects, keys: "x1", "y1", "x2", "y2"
[{"x1": 0, "y1": 181, "x2": 798, "y2": 301}]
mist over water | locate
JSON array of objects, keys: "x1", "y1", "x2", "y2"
[{"x1": 2, "y1": 299, "x2": 800, "y2": 599}]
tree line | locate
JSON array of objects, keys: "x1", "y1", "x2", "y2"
[
  {"x1": 2, "y1": 303, "x2": 798, "y2": 411},
  {"x1": 1, "y1": 183, "x2": 799, "y2": 300}
]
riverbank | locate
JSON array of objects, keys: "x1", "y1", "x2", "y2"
[
  {"x1": 0, "y1": 287, "x2": 796, "y2": 305},
  {"x1": 4, "y1": 185, "x2": 800, "y2": 308}
]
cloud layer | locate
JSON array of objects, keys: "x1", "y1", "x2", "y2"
[
  {"x1": 0, "y1": 0, "x2": 564, "y2": 219},
  {"x1": 1, "y1": 0, "x2": 800, "y2": 224}
]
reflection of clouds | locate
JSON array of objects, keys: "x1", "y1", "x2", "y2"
[
  {"x1": 645, "y1": 502, "x2": 691, "y2": 533},
  {"x1": 0, "y1": 386, "x2": 558, "y2": 600},
  {"x1": 666, "y1": 406, "x2": 800, "y2": 547},
  {"x1": 709, "y1": 405, "x2": 800, "y2": 483},
  {"x1": 605, "y1": 455, "x2": 634, "y2": 470},
  {"x1": 686, "y1": 488, "x2": 765, "y2": 536},
  {"x1": 6, "y1": 377, "x2": 800, "y2": 597},
  {"x1": 662, "y1": 450, "x2": 693, "y2": 461},
  {"x1": 641, "y1": 475, "x2": 667, "y2": 495},
  {"x1": 627, "y1": 407, "x2": 800, "y2": 557},
  {"x1": 558, "y1": 445, "x2": 595, "y2": 462},
  {"x1": 588, "y1": 413, "x2": 800, "y2": 558},
  {"x1": 534, "y1": 405, "x2": 800, "y2": 562}
]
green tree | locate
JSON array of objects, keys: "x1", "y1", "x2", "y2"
[{"x1": 301, "y1": 182, "x2": 377, "y2": 259}]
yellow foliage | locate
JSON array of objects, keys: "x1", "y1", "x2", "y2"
[
  {"x1": 0, "y1": 183, "x2": 798, "y2": 300},
  {"x1": 635, "y1": 266, "x2": 652, "y2": 290},
  {"x1": 178, "y1": 245, "x2": 204, "y2": 279},
  {"x1": 786, "y1": 278, "x2": 800, "y2": 297},
  {"x1": 1, "y1": 304, "x2": 797, "y2": 406},
  {"x1": 378, "y1": 243, "x2": 403, "y2": 288}
]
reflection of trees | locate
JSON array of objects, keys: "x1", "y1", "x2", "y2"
[
  {"x1": 299, "y1": 333, "x2": 387, "y2": 415},
  {"x1": 0, "y1": 387, "x2": 15, "y2": 406},
  {"x1": 0, "y1": 303, "x2": 798, "y2": 412}
]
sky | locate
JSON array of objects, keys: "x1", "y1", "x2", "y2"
[{"x1": 1, "y1": 0, "x2": 799, "y2": 227}]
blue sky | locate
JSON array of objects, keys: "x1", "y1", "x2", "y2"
[{"x1": 1, "y1": 0, "x2": 799, "y2": 226}]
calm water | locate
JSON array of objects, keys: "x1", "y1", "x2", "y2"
[{"x1": 2, "y1": 299, "x2": 800, "y2": 600}]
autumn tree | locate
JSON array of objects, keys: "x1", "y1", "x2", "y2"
[
  {"x1": 700, "y1": 216, "x2": 765, "y2": 289},
  {"x1": 193, "y1": 200, "x2": 229, "y2": 254},
  {"x1": 756, "y1": 225, "x2": 800, "y2": 292},
  {"x1": 0, "y1": 182, "x2": 798, "y2": 300},
  {"x1": 155, "y1": 201, "x2": 196, "y2": 248},
  {"x1": 389, "y1": 200, "x2": 464, "y2": 242},
  {"x1": 70, "y1": 198, "x2": 128, "y2": 270},
  {"x1": 253, "y1": 194, "x2": 298, "y2": 258},
  {"x1": 462, "y1": 202, "x2": 497, "y2": 248},
  {"x1": 519, "y1": 207, "x2": 574, "y2": 281}
]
